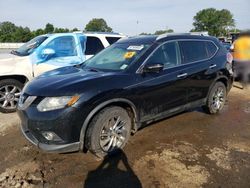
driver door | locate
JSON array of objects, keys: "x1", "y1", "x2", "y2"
[
  {"x1": 33, "y1": 36, "x2": 81, "y2": 77},
  {"x1": 134, "y1": 41, "x2": 188, "y2": 122}
]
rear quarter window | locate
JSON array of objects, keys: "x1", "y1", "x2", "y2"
[
  {"x1": 205, "y1": 41, "x2": 218, "y2": 57},
  {"x1": 106, "y1": 37, "x2": 121, "y2": 45},
  {"x1": 179, "y1": 40, "x2": 208, "y2": 64}
]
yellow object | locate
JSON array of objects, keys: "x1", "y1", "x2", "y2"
[
  {"x1": 124, "y1": 51, "x2": 136, "y2": 59},
  {"x1": 232, "y1": 36, "x2": 250, "y2": 61},
  {"x1": 67, "y1": 96, "x2": 80, "y2": 106}
]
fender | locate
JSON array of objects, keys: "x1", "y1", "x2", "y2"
[
  {"x1": 79, "y1": 98, "x2": 139, "y2": 151},
  {"x1": 206, "y1": 74, "x2": 230, "y2": 100}
]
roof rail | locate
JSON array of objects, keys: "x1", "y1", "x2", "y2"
[{"x1": 156, "y1": 32, "x2": 209, "y2": 40}]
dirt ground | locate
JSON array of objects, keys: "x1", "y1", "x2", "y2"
[{"x1": 0, "y1": 85, "x2": 250, "y2": 188}]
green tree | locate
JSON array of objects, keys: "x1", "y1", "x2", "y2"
[
  {"x1": 154, "y1": 29, "x2": 174, "y2": 35},
  {"x1": 85, "y1": 18, "x2": 112, "y2": 32},
  {"x1": 54, "y1": 27, "x2": 70, "y2": 33},
  {"x1": 71, "y1": 28, "x2": 79, "y2": 32},
  {"x1": 139, "y1": 32, "x2": 152, "y2": 35},
  {"x1": 32, "y1": 29, "x2": 44, "y2": 37},
  {"x1": 0, "y1": 21, "x2": 17, "y2": 42},
  {"x1": 192, "y1": 8, "x2": 235, "y2": 37},
  {"x1": 13, "y1": 27, "x2": 32, "y2": 42},
  {"x1": 44, "y1": 23, "x2": 54, "y2": 33}
]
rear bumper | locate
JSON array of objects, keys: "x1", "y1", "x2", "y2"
[{"x1": 21, "y1": 124, "x2": 80, "y2": 153}]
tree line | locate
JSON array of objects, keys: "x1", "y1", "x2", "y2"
[{"x1": 0, "y1": 8, "x2": 246, "y2": 43}]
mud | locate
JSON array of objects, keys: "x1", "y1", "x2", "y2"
[{"x1": 0, "y1": 86, "x2": 250, "y2": 188}]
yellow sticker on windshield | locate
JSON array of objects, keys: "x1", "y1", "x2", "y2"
[{"x1": 124, "y1": 51, "x2": 136, "y2": 59}]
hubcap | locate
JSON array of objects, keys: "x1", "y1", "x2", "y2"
[
  {"x1": 100, "y1": 116, "x2": 127, "y2": 152},
  {"x1": 212, "y1": 87, "x2": 224, "y2": 110},
  {"x1": 0, "y1": 85, "x2": 21, "y2": 110}
]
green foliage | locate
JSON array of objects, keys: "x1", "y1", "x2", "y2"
[
  {"x1": 139, "y1": 32, "x2": 152, "y2": 35},
  {"x1": 139, "y1": 28, "x2": 174, "y2": 35},
  {"x1": 192, "y1": 8, "x2": 235, "y2": 37},
  {"x1": 44, "y1": 23, "x2": 54, "y2": 33},
  {"x1": 0, "y1": 22, "x2": 75, "y2": 42},
  {"x1": 85, "y1": 18, "x2": 113, "y2": 32},
  {"x1": 0, "y1": 22, "x2": 33, "y2": 42},
  {"x1": 154, "y1": 29, "x2": 174, "y2": 35}
]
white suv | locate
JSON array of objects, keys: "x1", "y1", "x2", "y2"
[{"x1": 0, "y1": 32, "x2": 126, "y2": 112}]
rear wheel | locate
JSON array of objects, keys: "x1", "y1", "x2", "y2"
[
  {"x1": 0, "y1": 79, "x2": 23, "y2": 113},
  {"x1": 86, "y1": 106, "x2": 132, "y2": 158},
  {"x1": 202, "y1": 82, "x2": 226, "y2": 114}
]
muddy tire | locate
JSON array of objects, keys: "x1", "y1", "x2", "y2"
[
  {"x1": 202, "y1": 82, "x2": 226, "y2": 114},
  {"x1": 0, "y1": 79, "x2": 23, "y2": 113},
  {"x1": 86, "y1": 106, "x2": 132, "y2": 158}
]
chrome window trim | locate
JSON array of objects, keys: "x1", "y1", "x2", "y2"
[{"x1": 136, "y1": 39, "x2": 219, "y2": 74}]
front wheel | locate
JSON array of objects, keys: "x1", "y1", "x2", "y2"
[
  {"x1": 0, "y1": 79, "x2": 23, "y2": 113},
  {"x1": 86, "y1": 106, "x2": 132, "y2": 158},
  {"x1": 202, "y1": 82, "x2": 227, "y2": 114}
]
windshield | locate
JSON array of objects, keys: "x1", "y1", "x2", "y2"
[
  {"x1": 12, "y1": 36, "x2": 48, "y2": 56},
  {"x1": 82, "y1": 43, "x2": 150, "y2": 71}
]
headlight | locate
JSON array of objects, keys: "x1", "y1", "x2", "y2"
[{"x1": 37, "y1": 96, "x2": 80, "y2": 112}]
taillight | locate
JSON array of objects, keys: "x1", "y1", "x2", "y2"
[{"x1": 227, "y1": 52, "x2": 233, "y2": 64}]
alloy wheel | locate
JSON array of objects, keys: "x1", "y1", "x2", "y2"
[
  {"x1": 99, "y1": 116, "x2": 127, "y2": 152},
  {"x1": 212, "y1": 87, "x2": 225, "y2": 110},
  {"x1": 0, "y1": 85, "x2": 21, "y2": 110}
]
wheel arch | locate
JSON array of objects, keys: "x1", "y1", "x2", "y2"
[
  {"x1": 79, "y1": 98, "x2": 139, "y2": 152},
  {"x1": 206, "y1": 75, "x2": 229, "y2": 100},
  {"x1": 0, "y1": 75, "x2": 29, "y2": 84}
]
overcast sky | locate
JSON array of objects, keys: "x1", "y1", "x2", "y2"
[{"x1": 0, "y1": 0, "x2": 249, "y2": 35}]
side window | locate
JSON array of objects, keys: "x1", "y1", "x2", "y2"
[
  {"x1": 46, "y1": 36, "x2": 76, "y2": 57},
  {"x1": 85, "y1": 37, "x2": 105, "y2": 55},
  {"x1": 147, "y1": 42, "x2": 179, "y2": 69},
  {"x1": 205, "y1": 41, "x2": 218, "y2": 57},
  {"x1": 106, "y1": 37, "x2": 121, "y2": 45},
  {"x1": 179, "y1": 41, "x2": 208, "y2": 64}
]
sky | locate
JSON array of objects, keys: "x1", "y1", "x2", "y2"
[{"x1": 0, "y1": 0, "x2": 249, "y2": 35}]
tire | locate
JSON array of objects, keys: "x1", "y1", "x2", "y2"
[
  {"x1": 202, "y1": 82, "x2": 226, "y2": 114},
  {"x1": 0, "y1": 79, "x2": 23, "y2": 113},
  {"x1": 86, "y1": 106, "x2": 132, "y2": 158}
]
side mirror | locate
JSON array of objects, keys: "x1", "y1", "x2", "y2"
[
  {"x1": 143, "y1": 63, "x2": 164, "y2": 73},
  {"x1": 41, "y1": 48, "x2": 55, "y2": 58}
]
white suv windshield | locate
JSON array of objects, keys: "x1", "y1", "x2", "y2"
[
  {"x1": 12, "y1": 36, "x2": 48, "y2": 56},
  {"x1": 82, "y1": 43, "x2": 149, "y2": 71}
]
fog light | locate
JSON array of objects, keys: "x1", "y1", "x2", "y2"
[{"x1": 42, "y1": 132, "x2": 55, "y2": 141}]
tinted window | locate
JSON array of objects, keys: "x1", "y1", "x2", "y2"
[
  {"x1": 179, "y1": 41, "x2": 208, "y2": 64},
  {"x1": 147, "y1": 42, "x2": 179, "y2": 69},
  {"x1": 106, "y1": 37, "x2": 121, "y2": 45},
  {"x1": 206, "y1": 41, "x2": 218, "y2": 56},
  {"x1": 85, "y1": 37, "x2": 104, "y2": 55},
  {"x1": 46, "y1": 36, "x2": 76, "y2": 57}
]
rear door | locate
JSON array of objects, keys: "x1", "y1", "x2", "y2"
[{"x1": 178, "y1": 40, "x2": 219, "y2": 103}]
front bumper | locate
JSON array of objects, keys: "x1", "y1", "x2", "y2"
[
  {"x1": 21, "y1": 124, "x2": 80, "y2": 153},
  {"x1": 17, "y1": 104, "x2": 88, "y2": 153}
]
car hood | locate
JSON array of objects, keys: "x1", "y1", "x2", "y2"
[
  {"x1": 0, "y1": 53, "x2": 30, "y2": 74},
  {"x1": 24, "y1": 66, "x2": 117, "y2": 96}
]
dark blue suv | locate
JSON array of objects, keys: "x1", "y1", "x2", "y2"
[{"x1": 17, "y1": 33, "x2": 233, "y2": 157}]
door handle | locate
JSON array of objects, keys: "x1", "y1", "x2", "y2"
[
  {"x1": 209, "y1": 64, "x2": 217, "y2": 69},
  {"x1": 177, "y1": 73, "x2": 188, "y2": 78}
]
